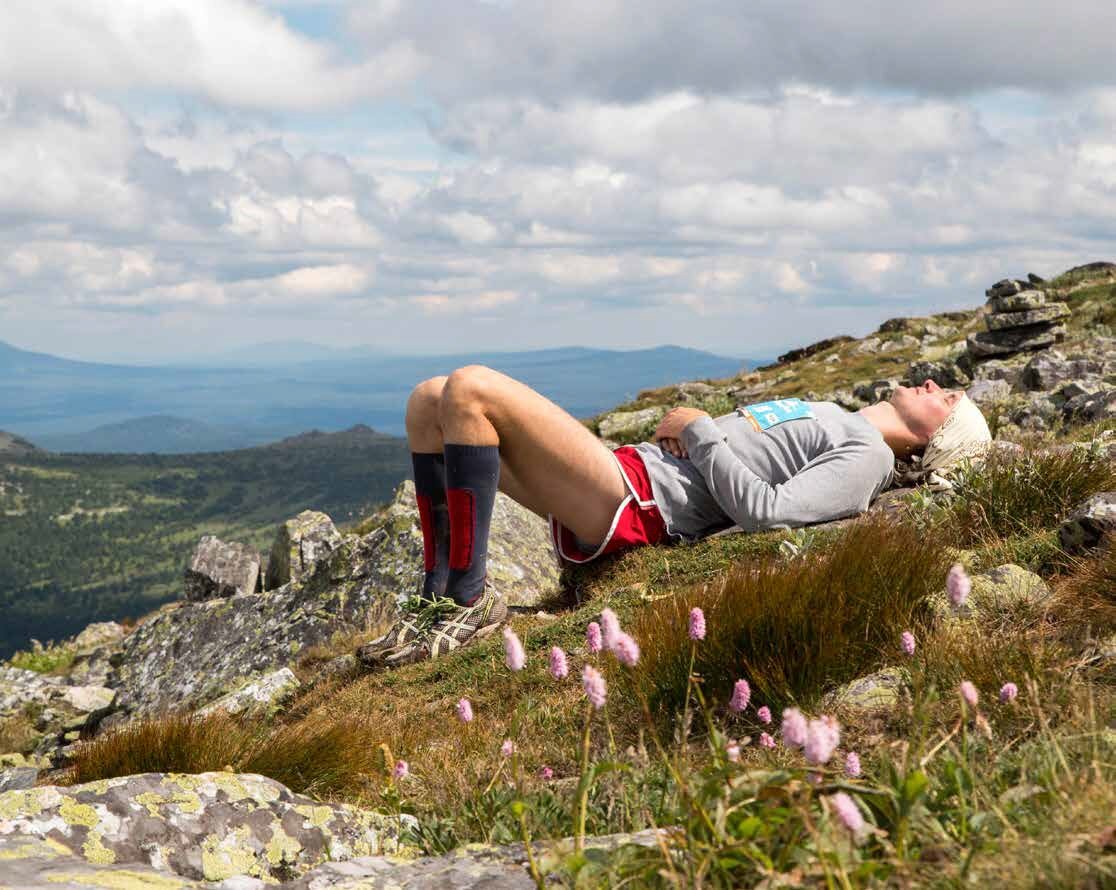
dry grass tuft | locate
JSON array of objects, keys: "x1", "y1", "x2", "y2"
[
  {"x1": 946, "y1": 443, "x2": 1116, "y2": 546},
  {"x1": 627, "y1": 512, "x2": 954, "y2": 716},
  {"x1": 1049, "y1": 533, "x2": 1116, "y2": 640}
]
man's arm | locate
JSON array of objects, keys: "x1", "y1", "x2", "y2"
[{"x1": 678, "y1": 415, "x2": 889, "y2": 533}]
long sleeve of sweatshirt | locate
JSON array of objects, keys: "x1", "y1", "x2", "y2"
[{"x1": 677, "y1": 413, "x2": 893, "y2": 533}]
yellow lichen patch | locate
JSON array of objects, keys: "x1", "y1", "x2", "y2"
[
  {"x1": 44, "y1": 869, "x2": 191, "y2": 888},
  {"x1": 0, "y1": 786, "x2": 56, "y2": 819},
  {"x1": 265, "y1": 825, "x2": 302, "y2": 867},
  {"x1": 60, "y1": 796, "x2": 100, "y2": 828},
  {"x1": 207, "y1": 772, "x2": 253, "y2": 803},
  {"x1": 168, "y1": 789, "x2": 202, "y2": 814},
  {"x1": 164, "y1": 774, "x2": 202, "y2": 794},
  {"x1": 293, "y1": 803, "x2": 334, "y2": 830},
  {"x1": 81, "y1": 830, "x2": 115, "y2": 865},
  {"x1": 133, "y1": 791, "x2": 168, "y2": 818},
  {"x1": 44, "y1": 836, "x2": 74, "y2": 857},
  {"x1": 200, "y1": 825, "x2": 261, "y2": 882},
  {"x1": 79, "y1": 777, "x2": 130, "y2": 795},
  {"x1": 0, "y1": 838, "x2": 65, "y2": 860}
]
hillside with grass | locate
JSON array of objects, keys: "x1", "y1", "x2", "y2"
[
  {"x1": 1, "y1": 262, "x2": 1115, "y2": 887},
  {"x1": 0, "y1": 425, "x2": 411, "y2": 661}
]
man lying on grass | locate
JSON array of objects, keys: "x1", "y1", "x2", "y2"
[{"x1": 357, "y1": 365, "x2": 993, "y2": 669}]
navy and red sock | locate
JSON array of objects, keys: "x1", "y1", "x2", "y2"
[
  {"x1": 412, "y1": 451, "x2": 451, "y2": 600},
  {"x1": 443, "y1": 443, "x2": 500, "y2": 606}
]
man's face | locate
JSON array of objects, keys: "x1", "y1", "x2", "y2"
[{"x1": 889, "y1": 379, "x2": 964, "y2": 442}]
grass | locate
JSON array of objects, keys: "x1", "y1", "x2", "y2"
[{"x1": 627, "y1": 513, "x2": 955, "y2": 717}]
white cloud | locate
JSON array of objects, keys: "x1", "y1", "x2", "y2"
[{"x1": 0, "y1": 0, "x2": 422, "y2": 110}]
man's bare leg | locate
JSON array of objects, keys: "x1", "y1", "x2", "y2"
[{"x1": 404, "y1": 365, "x2": 628, "y2": 546}]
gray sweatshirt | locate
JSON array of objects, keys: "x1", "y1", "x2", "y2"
[{"x1": 630, "y1": 399, "x2": 895, "y2": 543}]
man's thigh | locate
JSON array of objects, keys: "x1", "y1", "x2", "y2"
[{"x1": 464, "y1": 367, "x2": 629, "y2": 546}]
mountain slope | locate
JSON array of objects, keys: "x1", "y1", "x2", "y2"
[{"x1": 0, "y1": 425, "x2": 410, "y2": 661}]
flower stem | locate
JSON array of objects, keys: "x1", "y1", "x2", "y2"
[{"x1": 575, "y1": 701, "x2": 594, "y2": 854}]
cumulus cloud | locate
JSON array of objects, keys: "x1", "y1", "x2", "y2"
[
  {"x1": 2, "y1": 3, "x2": 1116, "y2": 360},
  {"x1": 350, "y1": 0, "x2": 1116, "y2": 102},
  {"x1": 0, "y1": 0, "x2": 421, "y2": 110}
]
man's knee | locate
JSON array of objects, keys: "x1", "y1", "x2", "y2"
[
  {"x1": 439, "y1": 365, "x2": 493, "y2": 418},
  {"x1": 406, "y1": 376, "x2": 448, "y2": 426}
]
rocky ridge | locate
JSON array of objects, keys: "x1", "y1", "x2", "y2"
[{"x1": 1, "y1": 261, "x2": 1114, "y2": 887}]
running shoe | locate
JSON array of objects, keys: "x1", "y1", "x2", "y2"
[
  {"x1": 355, "y1": 584, "x2": 458, "y2": 668},
  {"x1": 378, "y1": 579, "x2": 508, "y2": 669}
]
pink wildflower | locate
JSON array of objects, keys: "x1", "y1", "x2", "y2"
[
  {"x1": 501, "y1": 739, "x2": 516, "y2": 758},
  {"x1": 804, "y1": 715, "x2": 841, "y2": 765},
  {"x1": 538, "y1": 765, "x2": 554, "y2": 780},
  {"x1": 503, "y1": 626, "x2": 526, "y2": 671},
  {"x1": 392, "y1": 759, "x2": 409, "y2": 780},
  {"x1": 830, "y1": 791, "x2": 866, "y2": 841},
  {"x1": 582, "y1": 665, "x2": 607, "y2": 709},
  {"x1": 947, "y1": 563, "x2": 971, "y2": 609},
  {"x1": 900, "y1": 630, "x2": 916, "y2": 656},
  {"x1": 456, "y1": 697, "x2": 474, "y2": 723},
  {"x1": 959, "y1": 680, "x2": 979, "y2": 708},
  {"x1": 548, "y1": 646, "x2": 569, "y2": 680},
  {"x1": 688, "y1": 607, "x2": 706, "y2": 641},
  {"x1": 586, "y1": 622, "x2": 603, "y2": 654},
  {"x1": 613, "y1": 632, "x2": 640, "y2": 666},
  {"x1": 781, "y1": 707, "x2": 808, "y2": 749},
  {"x1": 759, "y1": 732, "x2": 776, "y2": 749},
  {"x1": 999, "y1": 682, "x2": 1018, "y2": 703},
  {"x1": 726, "y1": 741, "x2": 741, "y2": 762},
  {"x1": 756, "y1": 706, "x2": 772, "y2": 724},
  {"x1": 807, "y1": 771, "x2": 823, "y2": 785},
  {"x1": 729, "y1": 679, "x2": 751, "y2": 713},
  {"x1": 845, "y1": 751, "x2": 861, "y2": 778},
  {"x1": 600, "y1": 608, "x2": 622, "y2": 649}
]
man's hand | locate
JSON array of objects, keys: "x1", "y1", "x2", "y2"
[{"x1": 652, "y1": 407, "x2": 710, "y2": 459}]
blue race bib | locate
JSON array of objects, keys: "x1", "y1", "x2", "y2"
[{"x1": 737, "y1": 398, "x2": 815, "y2": 432}]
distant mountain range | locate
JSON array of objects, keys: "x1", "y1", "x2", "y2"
[{"x1": 1, "y1": 339, "x2": 764, "y2": 454}]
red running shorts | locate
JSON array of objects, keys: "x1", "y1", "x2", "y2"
[{"x1": 549, "y1": 445, "x2": 670, "y2": 565}]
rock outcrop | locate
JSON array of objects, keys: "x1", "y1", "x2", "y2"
[
  {"x1": 184, "y1": 536, "x2": 262, "y2": 602},
  {"x1": 0, "y1": 771, "x2": 416, "y2": 885},
  {"x1": 84, "y1": 479, "x2": 559, "y2": 738},
  {"x1": 967, "y1": 277, "x2": 1069, "y2": 360},
  {"x1": 266, "y1": 511, "x2": 343, "y2": 590}
]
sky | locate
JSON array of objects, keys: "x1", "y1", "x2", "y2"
[{"x1": 1, "y1": 0, "x2": 1115, "y2": 364}]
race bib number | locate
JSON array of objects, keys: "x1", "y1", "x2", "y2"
[{"x1": 737, "y1": 398, "x2": 815, "y2": 432}]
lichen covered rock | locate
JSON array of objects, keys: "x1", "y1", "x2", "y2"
[
  {"x1": 105, "y1": 482, "x2": 559, "y2": 725},
  {"x1": 266, "y1": 511, "x2": 343, "y2": 590},
  {"x1": 184, "y1": 536, "x2": 261, "y2": 602},
  {"x1": 0, "y1": 771, "x2": 417, "y2": 884}
]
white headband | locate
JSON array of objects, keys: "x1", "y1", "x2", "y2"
[{"x1": 920, "y1": 394, "x2": 993, "y2": 474}]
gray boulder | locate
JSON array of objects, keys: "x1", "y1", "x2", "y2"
[
  {"x1": 985, "y1": 278, "x2": 1030, "y2": 299},
  {"x1": 184, "y1": 536, "x2": 261, "y2": 602},
  {"x1": 967, "y1": 379, "x2": 1012, "y2": 405},
  {"x1": 1059, "y1": 492, "x2": 1116, "y2": 553},
  {"x1": 1062, "y1": 389, "x2": 1116, "y2": 424},
  {"x1": 824, "y1": 667, "x2": 910, "y2": 714},
  {"x1": 1022, "y1": 350, "x2": 1106, "y2": 392},
  {"x1": 0, "y1": 766, "x2": 38, "y2": 792},
  {"x1": 928, "y1": 564, "x2": 1050, "y2": 629},
  {"x1": 972, "y1": 358, "x2": 1025, "y2": 388},
  {"x1": 853, "y1": 378, "x2": 900, "y2": 404},
  {"x1": 195, "y1": 668, "x2": 301, "y2": 720},
  {"x1": 967, "y1": 323, "x2": 1065, "y2": 358},
  {"x1": 985, "y1": 302, "x2": 1070, "y2": 331},
  {"x1": 988, "y1": 290, "x2": 1046, "y2": 313},
  {"x1": 597, "y1": 406, "x2": 666, "y2": 440},
  {"x1": 0, "y1": 771, "x2": 415, "y2": 884},
  {"x1": 267, "y1": 510, "x2": 343, "y2": 590},
  {"x1": 906, "y1": 359, "x2": 970, "y2": 389}
]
